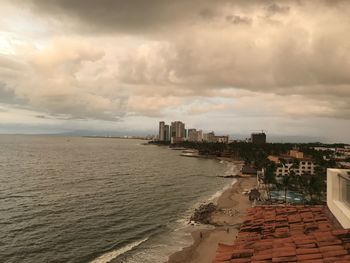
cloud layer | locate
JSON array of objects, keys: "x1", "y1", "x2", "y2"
[{"x1": 0, "y1": 0, "x2": 350, "y2": 140}]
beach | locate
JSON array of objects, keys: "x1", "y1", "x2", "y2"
[{"x1": 168, "y1": 176, "x2": 257, "y2": 263}]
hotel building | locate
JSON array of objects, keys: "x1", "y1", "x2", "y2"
[{"x1": 268, "y1": 150, "x2": 316, "y2": 178}]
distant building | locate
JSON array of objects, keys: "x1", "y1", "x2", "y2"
[
  {"x1": 268, "y1": 150, "x2": 316, "y2": 178},
  {"x1": 251, "y1": 132, "x2": 266, "y2": 144},
  {"x1": 158, "y1": 120, "x2": 228, "y2": 144},
  {"x1": 216, "y1": 135, "x2": 229, "y2": 144},
  {"x1": 289, "y1": 149, "x2": 304, "y2": 159},
  {"x1": 203, "y1": 131, "x2": 216, "y2": 142},
  {"x1": 158, "y1": 121, "x2": 170, "y2": 142},
  {"x1": 202, "y1": 131, "x2": 229, "y2": 143},
  {"x1": 188, "y1": 128, "x2": 196, "y2": 141},
  {"x1": 170, "y1": 121, "x2": 186, "y2": 143},
  {"x1": 196, "y1": 130, "x2": 203, "y2": 141},
  {"x1": 159, "y1": 121, "x2": 165, "y2": 141},
  {"x1": 187, "y1": 129, "x2": 204, "y2": 142},
  {"x1": 164, "y1": 125, "x2": 170, "y2": 141}
]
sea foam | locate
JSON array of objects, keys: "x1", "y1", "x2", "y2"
[{"x1": 90, "y1": 238, "x2": 148, "y2": 263}]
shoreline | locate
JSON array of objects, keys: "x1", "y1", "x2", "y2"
[{"x1": 167, "y1": 176, "x2": 256, "y2": 263}]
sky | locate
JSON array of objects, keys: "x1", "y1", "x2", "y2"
[{"x1": 0, "y1": 0, "x2": 349, "y2": 142}]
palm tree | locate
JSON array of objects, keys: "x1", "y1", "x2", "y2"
[
  {"x1": 281, "y1": 174, "x2": 291, "y2": 204},
  {"x1": 295, "y1": 173, "x2": 310, "y2": 203},
  {"x1": 280, "y1": 158, "x2": 299, "y2": 204},
  {"x1": 262, "y1": 161, "x2": 277, "y2": 201},
  {"x1": 308, "y1": 174, "x2": 325, "y2": 202}
]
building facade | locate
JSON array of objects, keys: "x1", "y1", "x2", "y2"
[
  {"x1": 170, "y1": 121, "x2": 186, "y2": 143},
  {"x1": 158, "y1": 121, "x2": 165, "y2": 141},
  {"x1": 164, "y1": 124, "x2": 170, "y2": 141},
  {"x1": 251, "y1": 132, "x2": 266, "y2": 144},
  {"x1": 216, "y1": 135, "x2": 229, "y2": 144},
  {"x1": 158, "y1": 120, "x2": 228, "y2": 144},
  {"x1": 158, "y1": 121, "x2": 171, "y2": 142},
  {"x1": 187, "y1": 129, "x2": 204, "y2": 142},
  {"x1": 268, "y1": 150, "x2": 316, "y2": 178},
  {"x1": 202, "y1": 132, "x2": 229, "y2": 143}
]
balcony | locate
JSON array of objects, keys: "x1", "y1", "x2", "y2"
[
  {"x1": 339, "y1": 172, "x2": 350, "y2": 207},
  {"x1": 327, "y1": 168, "x2": 350, "y2": 228}
]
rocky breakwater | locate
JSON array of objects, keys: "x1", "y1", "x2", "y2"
[{"x1": 190, "y1": 203, "x2": 217, "y2": 224}]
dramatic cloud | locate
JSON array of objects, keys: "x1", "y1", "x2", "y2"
[{"x1": 0, "y1": 0, "x2": 350, "y2": 141}]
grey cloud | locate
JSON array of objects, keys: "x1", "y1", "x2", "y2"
[
  {"x1": 3, "y1": 0, "x2": 350, "y2": 121},
  {"x1": 0, "y1": 55, "x2": 25, "y2": 71},
  {"x1": 0, "y1": 82, "x2": 16, "y2": 102},
  {"x1": 0, "y1": 38, "x2": 128, "y2": 121},
  {"x1": 21, "y1": 0, "x2": 232, "y2": 34},
  {"x1": 19, "y1": 0, "x2": 302, "y2": 34},
  {"x1": 199, "y1": 9, "x2": 218, "y2": 20},
  {"x1": 35, "y1": 115, "x2": 47, "y2": 119},
  {"x1": 113, "y1": 0, "x2": 350, "y2": 118},
  {"x1": 226, "y1": 15, "x2": 252, "y2": 25},
  {"x1": 0, "y1": 81, "x2": 27, "y2": 105},
  {"x1": 266, "y1": 3, "x2": 290, "y2": 15}
]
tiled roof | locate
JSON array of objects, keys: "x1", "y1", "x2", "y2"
[{"x1": 213, "y1": 205, "x2": 350, "y2": 263}]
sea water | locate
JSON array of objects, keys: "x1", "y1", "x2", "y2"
[{"x1": 0, "y1": 135, "x2": 235, "y2": 263}]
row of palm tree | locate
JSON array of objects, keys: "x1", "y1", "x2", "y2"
[
  {"x1": 152, "y1": 140, "x2": 329, "y2": 204},
  {"x1": 263, "y1": 160, "x2": 326, "y2": 204}
]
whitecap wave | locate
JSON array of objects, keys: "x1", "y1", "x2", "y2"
[
  {"x1": 90, "y1": 238, "x2": 148, "y2": 263},
  {"x1": 208, "y1": 179, "x2": 237, "y2": 203}
]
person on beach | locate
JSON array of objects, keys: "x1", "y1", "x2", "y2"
[{"x1": 200, "y1": 232, "x2": 203, "y2": 239}]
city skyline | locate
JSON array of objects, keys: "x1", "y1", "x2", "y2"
[
  {"x1": 158, "y1": 120, "x2": 231, "y2": 143},
  {"x1": 0, "y1": 1, "x2": 350, "y2": 143}
]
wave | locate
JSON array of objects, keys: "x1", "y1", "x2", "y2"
[
  {"x1": 208, "y1": 178, "x2": 237, "y2": 203},
  {"x1": 90, "y1": 238, "x2": 149, "y2": 263},
  {"x1": 0, "y1": 194, "x2": 34, "y2": 200}
]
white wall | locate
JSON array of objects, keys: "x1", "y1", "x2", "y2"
[{"x1": 327, "y1": 168, "x2": 350, "y2": 228}]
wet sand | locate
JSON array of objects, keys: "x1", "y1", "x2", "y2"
[{"x1": 168, "y1": 177, "x2": 256, "y2": 263}]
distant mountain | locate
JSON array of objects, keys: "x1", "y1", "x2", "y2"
[{"x1": 55, "y1": 129, "x2": 155, "y2": 137}]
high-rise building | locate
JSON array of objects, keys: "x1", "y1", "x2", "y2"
[
  {"x1": 203, "y1": 131, "x2": 216, "y2": 142},
  {"x1": 188, "y1": 129, "x2": 197, "y2": 141},
  {"x1": 197, "y1": 130, "x2": 203, "y2": 141},
  {"x1": 170, "y1": 121, "x2": 185, "y2": 143},
  {"x1": 164, "y1": 125, "x2": 170, "y2": 141},
  {"x1": 188, "y1": 129, "x2": 204, "y2": 142},
  {"x1": 251, "y1": 132, "x2": 266, "y2": 144},
  {"x1": 159, "y1": 121, "x2": 165, "y2": 141}
]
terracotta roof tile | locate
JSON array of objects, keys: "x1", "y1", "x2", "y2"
[
  {"x1": 213, "y1": 205, "x2": 350, "y2": 263},
  {"x1": 296, "y1": 252, "x2": 323, "y2": 261}
]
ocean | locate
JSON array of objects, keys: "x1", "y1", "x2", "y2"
[{"x1": 0, "y1": 135, "x2": 236, "y2": 263}]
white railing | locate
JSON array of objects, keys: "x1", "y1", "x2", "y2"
[
  {"x1": 339, "y1": 172, "x2": 350, "y2": 207},
  {"x1": 327, "y1": 168, "x2": 350, "y2": 228}
]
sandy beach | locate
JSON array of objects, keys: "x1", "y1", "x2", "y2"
[{"x1": 168, "y1": 176, "x2": 257, "y2": 263}]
